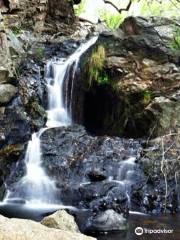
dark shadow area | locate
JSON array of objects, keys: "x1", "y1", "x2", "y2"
[{"x1": 83, "y1": 84, "x2": 152, "y2": 138}]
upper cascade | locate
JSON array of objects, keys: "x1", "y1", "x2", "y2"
[{"x1": 46, "y1": 36, "x2": 98, "y2": 128}]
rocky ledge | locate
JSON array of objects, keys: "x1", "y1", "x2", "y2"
[{"x1": 75, "y1": 16, "x2": 180, "y2": 138}]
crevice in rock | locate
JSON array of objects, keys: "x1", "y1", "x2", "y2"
[{"x1": 82, "y1": 84, "x2": 153, "y2": 138}]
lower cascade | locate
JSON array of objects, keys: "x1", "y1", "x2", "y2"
[{"x1": 3, "y1": 36, "x2": 98, "y2": 205}]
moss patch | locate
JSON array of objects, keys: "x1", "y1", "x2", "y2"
[{"x1": 85, "y1": 45, "x2": 109, "y2": 88}]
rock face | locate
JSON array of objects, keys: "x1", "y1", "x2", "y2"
[
  {"x1": 47, "y1": 0, "x2": 74, "y2": 23},
  {"x1": 38, "y1": 125, "x2": 143, "y2": 218},
  {"x1": 41, "y1": 210, "x2": 80, "y2": 233},
  {"x1": 139, "y1": 133, "x2": 180, "y2": 214},
  {"x1": 0, "y1": 214, "x2": 96, "y2": 240},
  {"x1": 77, "y1": 16, "x2": 180, "y2": 138}
]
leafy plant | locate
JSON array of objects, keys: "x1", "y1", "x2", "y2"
[
  {"x1": 74, "y1": 0, "x2": 86, "y2": 16},
  {"x1": 140, "y1": 0, "x2": 178, "y2": 17},
  {"x1": 99, "y1": 10, "x2": 124, "y2": 30},
  {"x1": 140, "y1": 90, "x2": 152, "y2": 105},
  {"x1": 35, "y1": 47, "x2": 45, "y2": 59},
  {"x1": 86, "y1": 45, "x2": 109, "y2": 87}
]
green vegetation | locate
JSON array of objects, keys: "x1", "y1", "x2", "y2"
[
  {"x1": 140, "y1": 90, "x2": 152, "y2": 105},
  {"x1": 74, "y1": 0, "x2": 86, "y2": 16},
  {"x1": 99, "y1": 10, "x2": 124, "y2": 30},
  {"x1": 73, "y1": 0, "x2": 179, "y2": 29},
  {"x1": 140, "y1": 0, "x2": 179, "y2": 17},
  {"x1": 169, "y1": 26, "x2": 180, "y2": 52},
  {"x1": 11, "y1": 26, "x2": 22, "y2": 35},
  {"x1": 35, "y1": 47, "x2": 45, "y2": 59},
  {"x1": 86, "y1": 45, "x2": 109, "y2": 87}
]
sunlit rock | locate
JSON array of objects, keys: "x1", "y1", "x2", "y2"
[
  {"x1": 0, "y1": 214, "x2": 96, "y2": 240},
  {"x1": 41, "y1": 210, "x2": 80, "y2": 233}
]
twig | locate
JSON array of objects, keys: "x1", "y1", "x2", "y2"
[{"x1": 161, "y1": 137, "x2": 168, "y2": 213}]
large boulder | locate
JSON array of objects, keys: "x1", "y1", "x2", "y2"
[
  {"x1": 86, "y1": 210, "x2": 128, "y2": 232},
  {"x1": 0, "y1": 28, "x2": 12, "y2": 83},
  {"x1": 0, "y1": 214, "x2": 96, "y2": 240},
  {"x1": 41, "y1": 210, "x2": 80, "y2": 233},
  {"x1": 0, "y1": 84, "x2": 17, "y2": 104}
]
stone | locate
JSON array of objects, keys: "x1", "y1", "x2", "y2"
[
  {"x1": 47, "y1": 0, "x2": 75, "y2": 23},
  {"x1": 0, "y1": 32, "x2": 12, "y2": 78},
  {"x1": 41, "y1": 210, "x2": 79, "y2": 233},
  {"x1": 86, "y1": 210, "x2": 128, "y2": 232},
  {"x1": 0, "y1": 214, "x2": 96, "y2": 240},
  {"x1": 7, "y1": 30, "x2": 25, "y2": 55},
  {"x1": 0, "y1": 84, "x2": 17, "y2": 104},
  {"x1": 9, "y1": 0, "x2": 20, "y2": 11},
  {"x1": 0, "y1": 66, "x2": 9, "y2": 83}
]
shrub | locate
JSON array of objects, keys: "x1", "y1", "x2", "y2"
[
  {"x1": 140, "y1": 90, "x2": 152, "y2": 105},
  {"x1": 74, "y1": 0, "x2": 86, "y2": 16},
  {"x1": 99, "y1": 10, "x2": 124, "y2": 30},
  {"x1": 86, "y1": 45, "x2": 109, "y2": 87},
  {"x1": 140, "y1": 0, "x2": 178, "y2": 17}
]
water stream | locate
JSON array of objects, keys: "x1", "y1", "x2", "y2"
[{"x1": 3, "y1": 36, "x2": 98, "y2": 205}]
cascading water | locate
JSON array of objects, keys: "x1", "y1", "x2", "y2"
[
  {"x1": 108, "y1": 156, "x2": 137, "y2": 207},
  {"x1": 3, "y1": 36, "x2": 98, "y2": 205}
]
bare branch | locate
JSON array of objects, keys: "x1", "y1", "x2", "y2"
[{"x1": 104, "y1": 0, "x2": 133, "y2": 13}]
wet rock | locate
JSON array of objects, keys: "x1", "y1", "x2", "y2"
[
  {"x1": 86, "y1": 210, "x2": 128, "y2": 232},
  {"x1": 171, "y1": 190, "x2": 179, "y2": 214},
  {"x1": 0, "y1": 84, "x2": 17, "y2": 104},
  {"x1": 38, "y1": 125, "x2": 143, "y2": 218},
  {"x1": 139, "y1": 134, "x2": 180, "y2": 213},
  {"x1": 87, "y1": 169, "x2": 107, "y2": 182},
  {"x1": 41, "y1": 210, "x2": 79, "y2": 233}
]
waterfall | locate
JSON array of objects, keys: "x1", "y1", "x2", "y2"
[
  {"x1": 107, "y1": 156, "x2": 137, "y2": 208},
  {"x1": 3, "y1": 36, "x2": 98, "y2": 204}
]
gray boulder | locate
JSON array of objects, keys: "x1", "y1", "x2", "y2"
[{"x1": 86, "y1": 210, "x2": 128, "y2": 232}]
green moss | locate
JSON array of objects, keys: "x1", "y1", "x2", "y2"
[
  {"x1": 85, "y1": 45, "x2": 109, "y2": 88},
  {"x1": 140, "y1": 90, "x2": 152, "y2": 105},
  {"x1": 29, "y1": 101, "x2": 47, "y2": 119},
  {"x1": 35, "y1": 47, "x2": 45, "y2": 59},
  {"x1": 11, "y1": 26, "x2": 22, "y2": 35}
]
